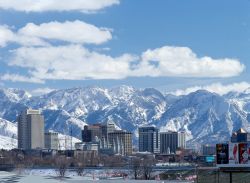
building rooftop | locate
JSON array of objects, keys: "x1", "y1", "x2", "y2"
[
  {"x1": 237, "y1": 128, "x2": 247, "y2": 133},
  {"x1": 26, "y1": 109, "x2": 41, "y2": 115}
]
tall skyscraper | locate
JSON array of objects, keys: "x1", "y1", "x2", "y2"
[
  {"x1": 82, "y1": 125, "x2": 92, "y2": 142},
  {"x1": 17, "y1": 109, "x2": 45, "y2": 150},
  {"x1": 138, "y1": 126, "x2": 160, "y2": 153},
  {"x1": 108, "y1": 130, "x2": 132, "y2": 156},
  {"x1": 231, "y1": 128, "x2": 250, "y2": 143},
  {"x1": 45, "y1": 131, "x2": 59, "y2": 150},
  {"x1": 160, "y1": 131, "x2": 186, "y2": 154}
]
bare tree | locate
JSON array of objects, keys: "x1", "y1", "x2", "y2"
[
  {"x1": 74, "y1": 153, "x2": 85, "y2": 176},
  {"x1": 76, "y1": 162, "x2": 85, "y2": 176},
  {"x1": 142, "y1": 157, "x2": 155, "y2": 180},
  {"x1": 55, "y1": 156, "x2": 69, "y2": 178},
  {"x1": 130, "y1": 157, "x2": 142, "y2": 179}
]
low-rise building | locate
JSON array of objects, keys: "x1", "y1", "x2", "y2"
[{"x1": 45, "y1": 132, "x2": 59, "y2": 150}]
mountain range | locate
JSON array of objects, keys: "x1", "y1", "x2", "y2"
[{"x1": 0, "y1": 86, "x2": 250, "y2": 149}]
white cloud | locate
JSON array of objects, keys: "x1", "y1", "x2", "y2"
[
  {"x1": 0, "y1": 25, "x2": 15, "y2": 47},
  {"x1": 31, "y1": 87, "x2": 55, "y2": 95},
  {"x1": 0, "y1": 0, "x2": 119, "y2": 13},
  {"x1": 0, "y1": 21, "x2": 112, "y2": 47},
  {"x1": 171, "y1": 82, "x2": 250, "y2": 96},
  {"x1": 137, "y1": 46, "x2": 244, "y2": 78},
  {"x1": 0, "y1": 25, "x2": 49, "y2": 47},
  {"x1": 9, "y1": 45, "x2": 137, "y2": 81},
  {"x1": 18, "y1": 20, "x2": 112, "y2": 45},
  {"x1": 5, "y1": 45, "x2": 245, "y2": 83},
  {"x1": 1, "y1": 74, "x2": 45, "y2": 84}
]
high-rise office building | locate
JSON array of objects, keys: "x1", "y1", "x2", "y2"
[
  {"x1": 82, "y1": 121, "x2": 116, "y2": 148},
  {"x1": 138, "y1": 126, "x2": 160, "y2": 153},
  {"x1": 160, "y1": 131, "x2": 186, "y2": 154},
  {"x1": 108, "y1": 130, "x2": 132, "y2": 156},
  {"x1": 17, "y1": 109, "x2": 44, "y2": 150},
  {"x1": 100, "y1": 121, "x2": 115, "y2": 138},
  {"x1": 45, "y1": 131, "x2": 59, "y2": 150},
  {"x1": 82, "y1": 124, "x2": 102, "y2": 143},
  {"x1": 231, "y1": 128, "x2": 250, "y2": 143},
  {"x1": 82, "y1": 125, "x2": 92, "y2": 142},
  {"x1": 101, "y1": 121, "x2": 116, "y2": 148}
]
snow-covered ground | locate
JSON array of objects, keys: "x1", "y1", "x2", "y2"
[{"x1": 0, "y1": 170, "x2": 192, "y2": 182}]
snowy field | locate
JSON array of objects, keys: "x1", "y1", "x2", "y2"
[{"x1": 0, "y1": 170, "x2": 193, "y2": 183}]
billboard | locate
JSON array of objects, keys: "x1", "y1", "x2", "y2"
[
  {"x1": 216, "y1": 144, "x2": 229, "y2": 164},
  {"x1": 239, "y1": 143, "x2": 248, "y2": 164},
  {"x1": 229, "y1": 143, "x2": 239, "y2": 164},
  {"x1": 248, "y1": 142, "x2": 250, "y2": 161}
]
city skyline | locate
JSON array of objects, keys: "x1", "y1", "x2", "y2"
[{"x1": 0, "y1": 0, "x2": 250, "y2": 95}]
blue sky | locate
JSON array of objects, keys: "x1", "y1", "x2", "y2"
[{"x1": 0, "y1": 0, "x2": 250, "y2": 95}]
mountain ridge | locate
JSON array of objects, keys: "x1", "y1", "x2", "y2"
[{"x1": 0, "y1": 86, "x2": 249, "y2": 149}]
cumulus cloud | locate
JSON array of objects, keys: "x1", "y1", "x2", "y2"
[
  {"x1": 18, "y1": 20, "x2": 112, "y2": 45},
  {"x1": 0, "y1": 25, "x2": 15, "y2": 47},
  {"x1": 4, "y1": 45, "x2": 245, "y2": 83},
  {"x1": 1, "y1": 74, "x2": 45, "y2": 84},
  {"x1": 137, "y1": 46, "x2": 244, "y2": 78},
  {"x1": 8, "y1": 45, "x2": 137, "y2": 81},
  {"x1": 171, "y1": 82, "x2": 250, "y2": 96},
  {"x1": 0, "y1": 0, "x2": 119, "y2": 13},
  {"x1": 0, "y1": 21, "x2": 112, "y2": 47}
]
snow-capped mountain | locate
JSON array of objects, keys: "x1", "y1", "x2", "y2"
[
  {"x1": 158, "y1": 90, "x2": 250, "y2": 146},
  {"x1": 0, "y1": 86, "x2": 250, "y2": 149},
  {"x1": 0, "y1": 118, "x2": 17, "y2": 149},
  {"x1": 0, "y1": 88, "x2": 29, "y2": 121}
]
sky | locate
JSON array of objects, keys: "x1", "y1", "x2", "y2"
[{"x1": 0, "y1": 0, "x2": 250, "y2": 95}]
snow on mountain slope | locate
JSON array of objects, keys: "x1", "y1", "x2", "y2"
[
  {"x1": 43, "y1": 109, "x2": 87, "y2": 138},
  {"x1": 158, "y1": 90, "x2": 250, "y2": 145},
  {"x1": 86, "y1": 87, "x2": 168, "y2": 135},
  {"x1": 0, "y1": 88, "x2": 29, "y2": 121},
  {"x1": 0, "y1": 135, "x2": 17, "y2": 150},
  {"x1": 0, "y1": 86, "x2": 250, "y2": 148},
  {"x1": 27, "y1": 87, "x2": 113, "y2": 117},
  {"x1": 0, "y1": 118, "x2": 17, "y2": 149},
  {"x1": 225, "y1": 88, "x2": 250, "y2": 112},
  {"x1": 0, "y1": 88, "x2": 31, "y2": 103},
  {"x1": 0, "y1": 118, "x2": 17, "y2": 138}
]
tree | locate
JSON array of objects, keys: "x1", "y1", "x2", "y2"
[
  {"x1": 76, "y1": 162, "x2": 85, "y2": 176},
  {"x1": 74, "y1": 153, "x2": 85, "y2": 176},
  {"x1": 142, "y1": 157, "x2": 155, "y2": 180},
  {"x1": 55, "y1": 156, "x2": 69, "y2": 178},
  {"x1": 130, "y1": 157, "x2": 142, "y2": 179}
]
